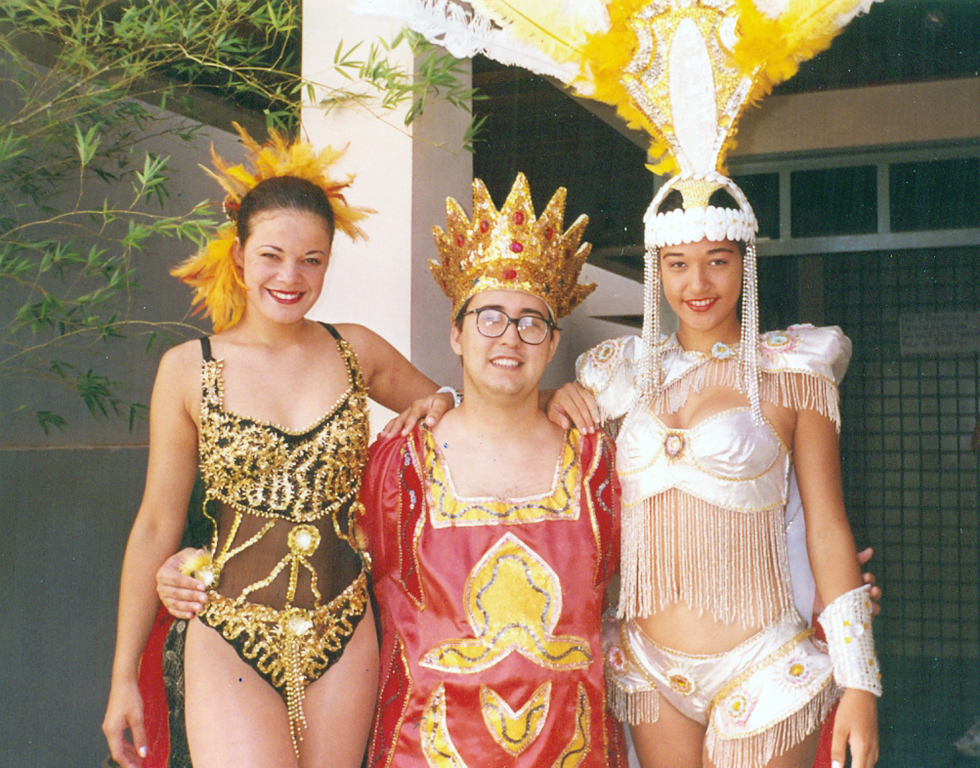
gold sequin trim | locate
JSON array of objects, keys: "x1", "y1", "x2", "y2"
[
  {"x1": 199, "y1": 569, "x2": 369, "y2": 753},
  {"x1": 549, "y1": 682, "x2": 592, "y2": 768},
  {"x1": 481, "y1": 682, "x2": 551, "y2": 757},
  {"x1": 419, "y1": 683, "x2": 469, "y2": 768},
  {"x1": 198, "y1": 335, "x2": 370, "y2": 526},
  {"x1": 425, "y1": 427, "x2": 580, "y2": 528}
]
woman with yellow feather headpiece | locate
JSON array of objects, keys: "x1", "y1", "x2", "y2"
[
  {"x1": 103, "y1": 124, "x2": 453, "y2": 768},
  {"x1": 359, "y1": 1, "x2": 884, "y2": 767}
]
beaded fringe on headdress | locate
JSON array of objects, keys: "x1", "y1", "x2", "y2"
[
  {"x1": 639, "y1": 242, "x2": 766, "y2": 424},
  {"x1": 638, "y1": 245, "x2": 660, "y2": 403},
  {"x1": 618, "y1": 490, "x2": 798, "y2": 627},
  {"x1": 739, "y1": 242, "x2": 761, "y2": 423},
  {"x1": 706, "y1": 680, "x2": 840, "y2": 768}
]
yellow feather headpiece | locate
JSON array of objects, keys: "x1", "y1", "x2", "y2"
[
  {"x1": 170, "y1": 122, "x2": 374, "y2": 332},
  {"x1": 578, "y1": 0, "x2": 879, "y2": 243},
  {"x1": 431, "y1": 173, "x2": 596, "y2": 319}
]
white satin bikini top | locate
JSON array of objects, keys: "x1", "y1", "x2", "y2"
[{"x1": 616, "y1": 405, "x2": 789, "y2": 512}]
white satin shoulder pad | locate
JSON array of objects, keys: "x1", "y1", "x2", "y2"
[
  {"x1": 575, "y1": 335, "x2": 641, "y2": 423},
  {"x1": 757, "y1": 324, "x2": 852, "y2": 385}
]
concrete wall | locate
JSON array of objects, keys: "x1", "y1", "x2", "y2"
[
  {"x1": 734, "y1": 78, "x2": 980, "y2": 158},
  {"x1": 0, "y1": 65, "x2": 243, "y2": 762}
]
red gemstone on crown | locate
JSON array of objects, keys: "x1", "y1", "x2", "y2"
[
  {"x1": 504, "y1": 269, "x2": 517, "y2": 280},
  {"x1": 480, "y1": 220, "x2": 490, "y2": 233},
  {"x1": 510, "y1": 242, "x2": 523, "y2": 253},
  {"x1": 514, "y1": 211, "x2": 525, "y2": 225},
  {"x1": 545, "y1": 227, "x2": 554, "y2": 239},
  {"x1": 455, "y1": 234, "x2": 465, "y2": 247}
]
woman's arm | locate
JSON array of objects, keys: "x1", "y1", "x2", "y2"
[
  {"x1": 794, "y1": 407, "x2": 880, "y2": 768},
  {"x1": 794, "y1": 410, "x2": 864, "y2": 598},
  {"x1": 335, "y1": 323, "x2": 452, "y2": 430},
  {"x1": 102, "y1": 344, "x2": 200, "y2": 768}
]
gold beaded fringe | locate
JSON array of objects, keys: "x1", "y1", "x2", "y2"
[{"x1": 199, "y1": 571, "x2": 369, "y2": 756}]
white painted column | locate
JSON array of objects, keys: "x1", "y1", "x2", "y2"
[{"x1": 302, "y1": 0, "x2": 472, "y2": 428}]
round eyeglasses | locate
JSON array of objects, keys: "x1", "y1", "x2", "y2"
[{"x1": 463, "y1": 307, "x2": 556, "y2": 345}]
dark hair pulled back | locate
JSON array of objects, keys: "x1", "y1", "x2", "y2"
[
  {"x1": 236, "y1": 176, "x2": 336, "y2": 244},
  {"x1": 657, "y1": 187, "x2": 741, "y2": 215}
]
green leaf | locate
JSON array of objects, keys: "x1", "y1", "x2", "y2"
[
  {"x1": 36, "y1": 411, "x2": 67, "y2": 435},
  {"x1": 73, "y1": 122, "x2": 100, "y2": 168}
]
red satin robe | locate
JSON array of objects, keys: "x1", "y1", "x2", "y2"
[{"x1": 359, "y1": 426, "x2": 625, "y2": 767}]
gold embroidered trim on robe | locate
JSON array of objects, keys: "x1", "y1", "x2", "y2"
[
  {"x1": 480, "y1": 681, "x2": 551, "y2": 756},
  {"x1": 618, "y1": 489, "x2": 797, "y2": 626},
  {"x1": 393, "y1": 436, "x2": 429, "y2": 610},
  {"x1": 425, "y1": 427, "x2": 580, "y2": 527},
  {"x1": 420, "y1": 684, "x2": 468, "y2": 768},
  {"x1": 370, "y1": 635, "x2": 414, "y2": 768},
  {"x1": 584, "y1": 432, "x2": 618, "y2": 591},
  {"x1": 420, "y1": 533, "x2": 592, "y2": 673},
  {"x1": 549, "y1": 682, "x2": 592, "y2": 768}
]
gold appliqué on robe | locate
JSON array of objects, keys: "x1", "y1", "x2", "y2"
[
  {"x1": 426, "y1": 428, "x2": 580, "y2": 528},
  {"x1": 420, "y1": 684, "x2": 469, "y2": 768},
  {"x1": 480, "y1": 681, "x2": 552, "y2": 757},
  {"x1": 420, "y1": 533, "x2": 592, "y2": 673},
  {"x1": 550, "y1": 682, "x2": 591, "y2": 768}
]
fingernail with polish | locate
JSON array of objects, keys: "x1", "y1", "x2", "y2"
[
  {"x1": 831, "y1": 761, "x2": 841, "y2": 768},
  {"x1": 139, "y1": 746, "x2": 148, "y2": 757}
]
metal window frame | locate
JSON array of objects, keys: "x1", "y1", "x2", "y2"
[{"x1": 726, "y1": 140, "x2": 980, "y2": 257}]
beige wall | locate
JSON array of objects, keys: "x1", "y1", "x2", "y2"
[
  {"x1": 302, "y1": 0, "x2": 473, "y2": 429},
  {"x1": 734, "y1": 78, "x2": 980, "y2": 157},
  {"x1": 576, "y1": 77, "x2": 980, "y2": 163}
]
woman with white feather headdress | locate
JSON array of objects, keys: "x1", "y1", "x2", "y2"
[{"x1": 360, "y1": 1, "x2": 884, "y2": 766}]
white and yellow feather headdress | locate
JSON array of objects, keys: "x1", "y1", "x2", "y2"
[{"x1": 359, "y1": 0, "x2": 881, "y2": 415}]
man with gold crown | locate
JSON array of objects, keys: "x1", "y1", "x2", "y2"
[
  {"x1": 356, "y1": 172, "x2": 627, "y2": 767},
  {"x1": 357, "y1": 1, "x2": 884, "y2": 767}
]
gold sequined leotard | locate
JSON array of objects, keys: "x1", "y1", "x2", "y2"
[{"x1": 196, "y1": 323, "x2": 370, "y2": 750}]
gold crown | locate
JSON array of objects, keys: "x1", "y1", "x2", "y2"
[{"x1": 430, "y1": 173, "x2": 596, "y2": 319}]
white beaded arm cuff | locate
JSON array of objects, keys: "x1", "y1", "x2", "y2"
[
  {"x1": 436, "y1": 385, "x2": 462, "y2": 407},
  {"x1": 820, "y1": 584, "x2": 883, "y2": 696}
]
